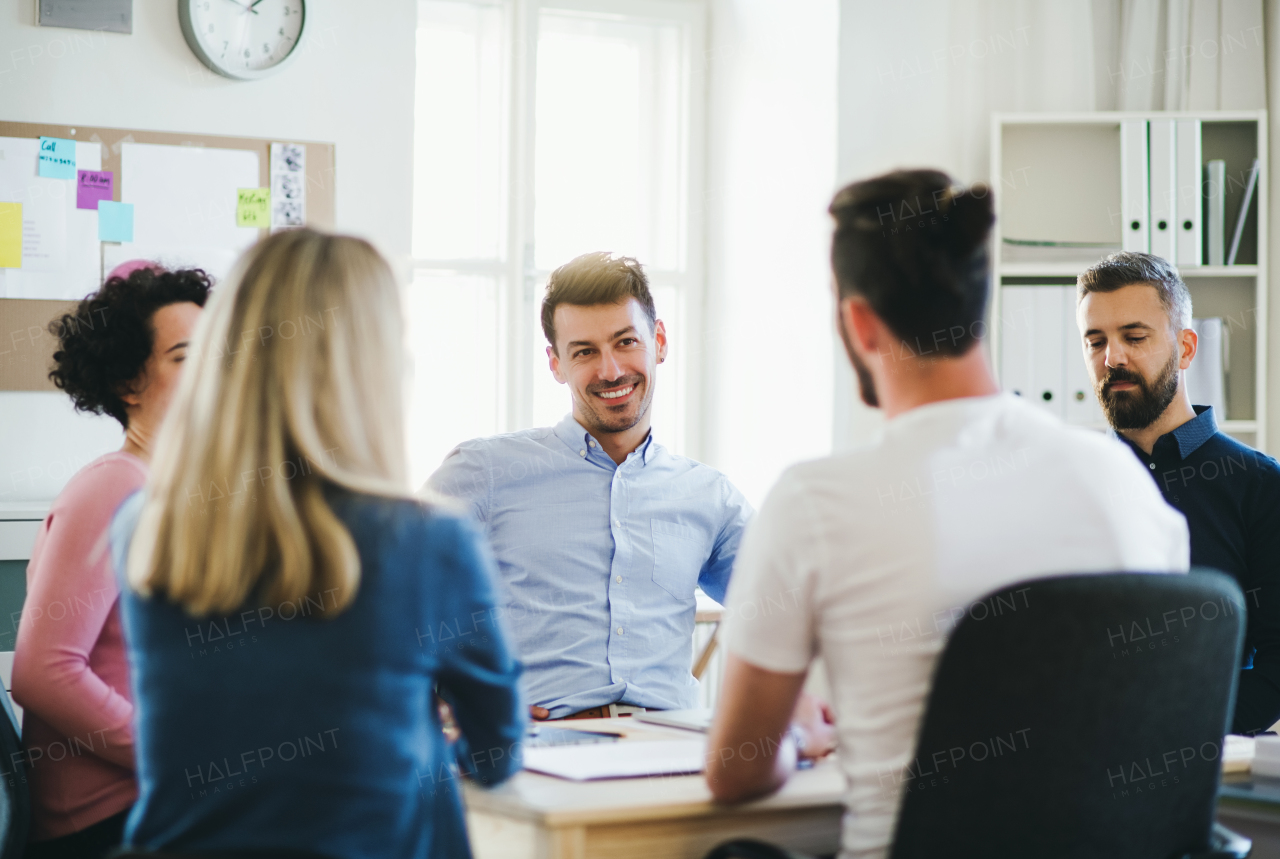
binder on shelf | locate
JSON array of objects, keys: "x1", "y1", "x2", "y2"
[
  {"x1": 1149, "y1": 119, "x2": 1176, "y2": 262},
  {"x1": 999, "y1": 285, "x2": 1066, "y2": 420},
  {"x1": 1062, "y1": 286, "x2": 1103, "y2": 426},
  {"x1": 1000, "y1": 286, "x2": 1035, "y2": 406},
  {"x1": 1175, "y1": 119, "x2": 1202, "y2": 266},
  {"x1": 1226, "y1": 159, "x2": 1259, "y2": 266},
  {"x1": 1206, "y1": 160, "x2": 1226, "y2": 265},
  {"x1": 1121, "y1": 120, "x2": 1150, "y2": 253},
  {"x1": 1031, "y1": 287, "x2": 1066, "y2": 418},
  {"x1": 1186, "y1": 317, "x2": 1228, "y2": 419}
]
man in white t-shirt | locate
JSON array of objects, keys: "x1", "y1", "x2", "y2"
[{"x1": 704, "y1": 169, "x2": 1190, "y2": 859}]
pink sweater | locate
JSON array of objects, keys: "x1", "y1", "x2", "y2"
[{"x1": 12, "y1": 452, "x2": 146, "y2": 840}]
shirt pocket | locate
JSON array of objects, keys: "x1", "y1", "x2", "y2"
[{"x1": 650, "y1": 518, "x2": 704, "y2": 601}]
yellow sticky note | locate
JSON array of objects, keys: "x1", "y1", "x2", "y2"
[
  {"x1": 236, "y1": 188, "x2": 270, "y2": 228},
  {"x1": 0, "y1": 203, "x2": 21, "y2": 269}
]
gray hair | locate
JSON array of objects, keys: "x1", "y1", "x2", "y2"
[{"x1": 1076, "y1": 251, "x2": 1192, "y2": 331}]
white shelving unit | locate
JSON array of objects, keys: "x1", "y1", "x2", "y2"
[{"x1": 990, "y1": 111, "x2": 1269, "y2": 451}]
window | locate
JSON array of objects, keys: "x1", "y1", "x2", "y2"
[{"x1": 410, "y1": 0, "x2": 705, "y2": 487}]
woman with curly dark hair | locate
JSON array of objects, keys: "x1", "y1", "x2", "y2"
[{"x1": 11, "y1": 260, "x2": 210, "y2": 859}]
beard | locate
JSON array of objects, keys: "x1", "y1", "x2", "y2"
[
  {"x1": 1097, "y1": 348, "x2": 1180, "y2": 430},
  {"x1": 839, "y1": 314, "x2": 879, "y2": 408},
  {"x1": 579, "y1": 373, "x2": 653, "y2": 436}
]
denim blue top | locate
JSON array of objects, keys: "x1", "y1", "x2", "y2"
[
  {"x1": 428, "y1": 414, "x2": 752, "y2": 717},
  {"x1": 110, "y1": 487, "x2": 524, "y2": 859}
]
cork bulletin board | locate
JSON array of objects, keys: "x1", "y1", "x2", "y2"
[{"x1": 0, "y1": 120, "x2": 335, "y2": 391}]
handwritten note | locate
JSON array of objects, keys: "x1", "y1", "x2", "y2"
[
  {"x1": 98, "y1": 200, "x2": 134, "y2": 243},
  {"x1": 77, "y1": 170, "x2": 113, "y2": 210},
  {"x1": 236, "y1": 188, "x2": 270, "y2": 228},
  {"x1": 0, "y1": 203, "x2": 20, "y2": 267},
  {"x1": 37, "y1": 137, "x2": 77, "y2": 180}
]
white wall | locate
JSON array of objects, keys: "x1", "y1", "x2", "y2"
[
  {"x1": 703, "y1": 0, "x2": 840, "y2": 507},
  {"x1": 0, "y1": 2, "x2": 416, "y2": 502}
]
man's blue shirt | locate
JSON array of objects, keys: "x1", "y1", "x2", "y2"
[{"x1": 428, "y1": 414, "x2": 753, "y2": 717}]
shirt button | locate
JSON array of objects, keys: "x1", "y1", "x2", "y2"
[
  {"x1": 617, "y1": 627, "x2": 624, "y2": 635},
  {"x1": 613, "y1": 519, "x2": 621, "y2": 527},
  {"x1": 1149, "y1": 463, "x2": 1156, "y2": 470},
  {"x1": 580, "y1": 449, "x2": 586, "y2": 457},
  {"x1": 616, "y1": 575, "x2": 623, "y2": 583},
  {"x1": 589, "y1": 440, "x2": 596, "y2": 448}
]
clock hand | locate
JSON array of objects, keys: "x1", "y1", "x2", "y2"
[{"x1": 247, "y1": 0, "x2": 263, "y2": 11}]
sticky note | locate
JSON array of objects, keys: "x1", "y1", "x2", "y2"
[
  {"x1": 98, "y1": 200, "x2": 134, "y2": 243},
  {"x1": 76, "y1": 170, "x2": 114, "y2": 210},
  {"x1": 37, "y1": 137, "x2": 77, "y2": 180},
  {"x1": 0, "y1": 203, "x2": 21, "y2": 268},
  {"x1": 236, "y1": 188, "x2": 271, "y2": 228}
]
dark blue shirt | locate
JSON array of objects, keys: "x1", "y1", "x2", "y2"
[
  {"x1": 1117, "y1": 407, "x2": 1280, "y2": 734},
  {"x1": 110, "y1": 487, "x2": 525, "y2": 858}
]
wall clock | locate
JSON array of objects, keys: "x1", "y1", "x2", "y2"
[{"x1": 179, "y1": 0, "x2": 306, "y2": 81}]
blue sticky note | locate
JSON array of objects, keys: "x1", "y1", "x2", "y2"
[
  {"x1": 37, "y1": 137, "x2": 77, "y2": 180},
  {"x1": 98, "y1": 201, "x2": 134, "y2": 243}
]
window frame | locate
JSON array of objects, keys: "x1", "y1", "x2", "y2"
[{"x1": 411, "y1": 0, "x2": 708, "y2": 458}]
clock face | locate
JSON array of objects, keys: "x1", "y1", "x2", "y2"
[{"x1": 181, "y1": 0, "x2": 306, "y2": 80}]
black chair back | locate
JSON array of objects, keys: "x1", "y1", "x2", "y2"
[
  {"x1": 889, "y1": 570, "x2": 1245, "y2": 859},
  {"x1": 0, "y1": 682, "x2": 28, "y2": 859}
]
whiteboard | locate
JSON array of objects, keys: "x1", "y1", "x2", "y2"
[
  {"x1": 121, "y1": 142, "x2": 261, "y2": 282},
  {"x1": 0, "y1": 137, "x2": 102, "y2": 300}
]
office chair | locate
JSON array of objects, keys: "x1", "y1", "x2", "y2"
[
  {"x1": 0, "y1": 682, "x2": 28, "y2": 859},
  {"x1": 706, "y1": 570, "x2": 1252, "y2": 859}
]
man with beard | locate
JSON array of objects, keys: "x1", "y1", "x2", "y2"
[
  {"x1": 426, "y1": 252, "x2": 759, "y2": 723},
  {"x1": 704, "y1": 170, "x2": 1189, "y2": 859},
  {"x1": 1078, "y1": 250, "x2": 1280, "y2": 734}
]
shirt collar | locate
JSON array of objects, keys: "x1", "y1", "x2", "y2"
[
  {"x1": 1111, "y1": 405, "x2": 1219, "y2": 460},
  {"x1": 1168, "y1": 405, "x2": 1220, "y2": 458},
  {"x1": 551, "y1": 413, "x2": 658, "y2": 467}
]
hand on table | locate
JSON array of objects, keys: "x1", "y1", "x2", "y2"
[{"x1": 790, "y1": 692, "x2": 837, "y2": 761}]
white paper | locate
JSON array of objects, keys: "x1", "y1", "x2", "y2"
[
  {"x1": 522, "y1": 738, "x2": 705, "y2": 781},
  {"x1": 0, "y1": 138, "x2": 102, "y2": 299},
  {"x1": 122, "y1": 143, "x2": 260, "y2": 256}
]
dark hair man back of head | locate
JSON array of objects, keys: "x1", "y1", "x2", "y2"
[{"x1": 827, "y1": 168, "x2": 995, "y2": 409}]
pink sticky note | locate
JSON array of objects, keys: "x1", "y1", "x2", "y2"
[{"x1": 76, "y1": 170, "x2": 113, "y2": 210}]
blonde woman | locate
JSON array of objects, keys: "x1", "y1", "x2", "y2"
[{"x1": 109, "y1": 230, "x2": 524, "y2": 858}]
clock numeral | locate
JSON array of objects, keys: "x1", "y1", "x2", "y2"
[
  {"x1": 207, "y1": 23, "x2": 214, "y2": 33},
  {"x1": 279, "y1": 27, "x2": 285, "y2": 36},
  {"x1": 262, "y1": 43, "x2": 270, "y2": 54},
  {"x1": 244, "y1": 48, "x2": 251, "y2": 58}
]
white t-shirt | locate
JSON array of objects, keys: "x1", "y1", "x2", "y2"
[{"x1": 723, "y1": 393, "x2": 1190, "y2": 859}]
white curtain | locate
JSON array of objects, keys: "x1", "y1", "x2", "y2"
[{"x1": 835, "y1": 0, "x2": 1267, "y2": 450}]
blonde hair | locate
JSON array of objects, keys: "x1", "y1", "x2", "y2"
[{"x1": 127, "y1": 229, "x2": 413, "y2": 617}]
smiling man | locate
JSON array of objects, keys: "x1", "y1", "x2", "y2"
[
  {"x1": 427, "y1": 252, "x2": 753, "y2": 721},
  {"x1": 1078, "y1": 251, "x2": 1280, "y2": 734}
]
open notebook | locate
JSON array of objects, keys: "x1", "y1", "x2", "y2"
[{"x1": 523, "y1": 738, "x2": 705, "y2": 780}]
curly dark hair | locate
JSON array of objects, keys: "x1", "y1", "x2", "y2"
[{"x1": 48, "y1": 267, "x2": 213, "y2": 428}]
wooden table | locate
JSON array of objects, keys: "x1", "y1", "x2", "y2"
[{"x1": 463, "y1": 719, "x2": 844, "y2": 859}]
